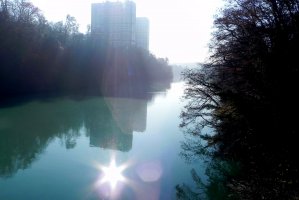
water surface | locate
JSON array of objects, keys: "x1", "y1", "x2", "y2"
[{"x1": 0, "y1": 82, "x2": 206, "y2": 200}]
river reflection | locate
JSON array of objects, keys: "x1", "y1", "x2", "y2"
[
  {"x1": 0, "y1": 81, "x2": 208, "y2": 200},
  {"x1": 89, "y1": 97, "x2": 148, "y2": 152},
  {"x1": 0, "y1": 81, "x2": 168, "y2": 178}
]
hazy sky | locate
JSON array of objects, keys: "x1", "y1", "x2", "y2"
[{"x1": 30, "y1": 0, "x2": 224, "y2": 64}]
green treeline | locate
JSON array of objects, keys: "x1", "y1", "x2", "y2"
[
  {"x1": 180, "y1": 0, "x2": 299, "y2": 199},
  {"x1": 0, "y1": 0, "x2": 172, "y2": 99}
]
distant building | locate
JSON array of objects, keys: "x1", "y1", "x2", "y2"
[
  {"x1": 91, "y1": 1, "x2": 136, "y2": 47},
  {"x1": 136, "y1": 17, "x2": 149, "y2": 50},
  {"x1": 91, "y1": 1, "x2": 149, "y2": 50}
]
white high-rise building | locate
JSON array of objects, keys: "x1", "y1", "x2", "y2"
[
  {"x1": 91, "y1": 1, "x2": 149, "y2": 50},
  {"x1": 136, "y1": 17, "x2": 149, "y2": 50},
  {"x1": 91, "y1": 1, "x2": 136, "y2": 47}
]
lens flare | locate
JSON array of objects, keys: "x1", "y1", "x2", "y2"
[{"x1": 98, "y1": 158, "x2": 127, "y2": 190}]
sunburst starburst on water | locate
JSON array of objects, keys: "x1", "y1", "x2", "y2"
[{"x1": 98, "y1": 158, "x2": 127, "y2": 190}]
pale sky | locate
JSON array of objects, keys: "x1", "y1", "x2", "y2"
[{"x1": 30, "y1": 0, "x2": 224, "y2": 64}]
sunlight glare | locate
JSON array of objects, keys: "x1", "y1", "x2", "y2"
[
  {"x1": 29, "y1": 0, "x2": 224, "y2": 63},
  {"x1": 99, "y1": 159, "x2": 127, "y2": 190}
]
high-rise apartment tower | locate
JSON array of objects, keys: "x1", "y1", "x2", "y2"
[
  {"x1": 136, "y1": 17, "x2": 149, "y2": 50},
  {"x1": 91, "y1": 1, "x2": 149, "y2": 50},
  {"x1": 91, "y1": 1, "x2": 136, "y2": 47}
]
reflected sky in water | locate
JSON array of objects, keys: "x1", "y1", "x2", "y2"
[{"x1": 0, "y1": 82, "x2": 207, "y2": 200}]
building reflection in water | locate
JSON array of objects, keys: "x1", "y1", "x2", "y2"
[
  {"x1": 0, "y1": 73, "x2": 170, "y2": 177},
  {"x1": 89, "y1": 97, "x2": 147, "y2": 152}
]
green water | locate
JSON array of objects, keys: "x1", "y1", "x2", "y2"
[{"x1": 0, "y1": 82, "x2": 207, "y2": 200}]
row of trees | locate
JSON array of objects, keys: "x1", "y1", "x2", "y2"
[
  {"x1": 0, "y1": 0, "x2": 173, "y2": 99},
  {"x1": 180, "y1": 0, "x2": 299, "y2": 199}
]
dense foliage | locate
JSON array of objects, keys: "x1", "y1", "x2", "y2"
[
  {"x1": 180, "y1": 0, "x2": 299, "y2": 199},
  {"x1": 0, "y1": 0, "x2": 172, "y2": 99}
]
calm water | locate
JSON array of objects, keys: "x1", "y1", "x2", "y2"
[{"x1": 0, "y1": 82, "x2": 207, "y2": 200}]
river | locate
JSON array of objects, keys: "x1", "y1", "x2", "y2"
[{"x1": 0, "y1": 82, "x2": 208, "y2": 200}]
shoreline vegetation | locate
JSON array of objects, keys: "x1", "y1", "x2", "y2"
[
  {"x1": 0, "y1": 0, "x2": 173, "y2": 103},
  {"x1": 179, "y1": 0, "x2": 299, "y2": 199}
]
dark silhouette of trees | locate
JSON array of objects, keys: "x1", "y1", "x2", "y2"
[
  {"x1": 0, "y1": 0, "x2": 173, "y2": 100},
  {"x1": 181, "y1": 0, "x2": 299, "y2": 199}
]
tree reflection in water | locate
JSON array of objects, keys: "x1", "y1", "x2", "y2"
[
  {"x1": 177, "y1": 128, "x2": 240, "y2": 200},
  {"x1": 176, "y1": 155, "x2": 240, "y2": 200},
  {"x1": 0, "y1": 79, "x2": 171, "y2": 178}
]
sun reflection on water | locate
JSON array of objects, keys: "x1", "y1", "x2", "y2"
[
  {"x1": 93, "y1": 157, "x2": 164, "y2": 199},
  {"x1": 95, "y1": 157, "x2": 128, "y2": 191},
  {"x1": 101, "y1": 159, "x2": 126, "y2": 189}
]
